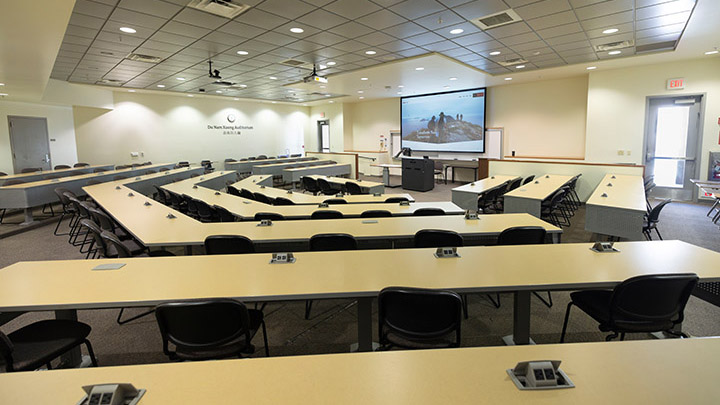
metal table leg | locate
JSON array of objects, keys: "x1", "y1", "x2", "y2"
[
  {"x1": 21, "y1": 208, "x2": 34, "y2": 225},
  {"x1": 355, "y1": 297, "x2": 374, "y2": 352},
  {"x1": 502, "y1": 291, "x2": 535, "y2": 345},
  {"x1": 382, "y1": 167, "x2": 390, "y2": 187}
]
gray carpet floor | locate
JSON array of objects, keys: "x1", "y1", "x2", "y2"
[{"x1": 1, "y1": 175, "x2": 719, "y2": 369}]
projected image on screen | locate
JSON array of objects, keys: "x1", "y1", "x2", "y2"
[{"x1": 401, "y1": 88, "x2": 486, "y2": 153}]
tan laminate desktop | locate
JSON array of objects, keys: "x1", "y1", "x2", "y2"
[
  {"x1": 503, "y1": 174, "x2": 575, "y2": 218},
  {"x1": 585, "y1": 174, "x2": 647, "y2": 240},
  {"x1": 0, "y1": 164, "x2": 115, "y2": 185},
  {"x1": 2, "y1": 338, "x2": 719, "y2": 404}
]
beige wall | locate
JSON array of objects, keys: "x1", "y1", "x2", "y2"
[
  {"x1": 345, "y1": 98, "x2": 400, "y2": 151},
  {"x1": 309, "y1": 103, "x2": 344, "y2": 152},
  {"x1": 487, "y1": 75, "x2": 588, "y2": 159},
  {"x1": 0, "y1": 100, "x2": 78, "y2": 174},
  {"x1": 73, "y1": 92, "x2": 311, "y2": 166}
]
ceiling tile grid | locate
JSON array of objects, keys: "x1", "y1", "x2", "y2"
[{"x1": 50, "y1": 0, "x2": 698, "y2": 102}]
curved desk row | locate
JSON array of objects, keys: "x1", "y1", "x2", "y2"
[
  {"x1": 225, "y1": 156, "x2": 317, "y2": 173},
  {"x1": 0, "y1": 164, "x2": 115, "y2": 186}
]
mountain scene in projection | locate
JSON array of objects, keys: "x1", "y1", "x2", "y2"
[{"x1": 403, "y1": 114, "x2": 484, "y2": 144}]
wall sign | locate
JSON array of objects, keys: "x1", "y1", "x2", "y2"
[
  {"x1": 206, "y1": 114, "x2": 254, "y2": 135},
  {"x1": 667, "y1": 78, "x2": 685, "y2": 90}
]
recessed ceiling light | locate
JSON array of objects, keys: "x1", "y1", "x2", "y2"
[
  {"x1": 326, "y1": 61, "x2": 336, "y2": 66},
  {"x1": 234, "y1": 98, "x2": 239, "y2": 101},
  {"x1": 236, "y1": 50, "x2": 249, "y2": 55},
  {"x1": 586, "y1": 66, "x2": 597, "y2": 70},
  {"x1": 329, "y1": 101, "x2": 334, "y2": 103},
  {"x1": 361, "y1": 77, "x2": 368, "y2": 80},
  {"x1": 397, "y1": 92, "x2": 402, "y2": 94},
  {"x1": 269, "y1": 76, "x2": 277, "y2": 80},
  {"x1": 602, "y1": 28, "x2": 619, "y2": 34},
  {"x1": 156, "y1": 84, "x2": 165, "y2": 88},
  {"x1": 325, "y1": 94, "x2": 331, "y2": 97},
  {"x1": 533, "y1": 51, "x2": 541, "y2": 56},
  {"x1": 504, "y1": 78, "x2": 513, "y2": 81},
  {"x1": 489, "y1": 51, "x2": 501, "y2": 56},
  {"x1": 705, "y1": 50, "x2": 719, "y2": 55},
  {"x1": 298, "y1": 99, "x2": 304, "y2": 101},
  {"x1": 449, "y1": 28, "x2": 464, "y2": 35},
  {"x1": 272, "y1": 101, "x2": 277, "y2": 104},
  {"x1": 357, "y1": 90, "x2": 364, "y2": 93},
  {"x1": 128, "y1": 89, "x2": 135, "y2": 92},
  {"x1": 320, "y1": 85, "x2": 326, "y2": 89},
  {"x1": 0, "y1": 93, "x2": 8, "y2": 96},
  {"x1": 608, "y1": 50, "x2": 621, "y2": 55},
  {"x1": 215, "y1": 90, "x2": 222, "y2": 93},
  {"x1": 0, "y1": 83, "x2": 4, "y2": 86},
  {"x1": 359, "y1": 96, "x2": 364, "y2": 99},
  {"x1": 238, "y1": 84, "x2": 247, "y2": 88},
  {"x1": 398, "y1": 85, "x2": 404, "y2": 88},
  {"x1": 187, "y1": 94, "x2": 194, "y2": 97},
  {"x1": 365, "y1": 50, "x2": 377, "y2": 55},
  {"x1": 516, "y1": 65, "x2": 525, "y2": 69},
  {"x1": 415, "y1": 67, "x2": 424, "y2": 71},
  {"x1": 119, "y1": 27, "x2": 136, "y2": 34},
  {"x1": 176, "y1": 77, "x2": 185, "y2": 81},
  {"x1": 443, "y1": 85, "x2": 449, "y2": 89},
  {"x1": 449, "y1": 77, "x2": 457, "y2": 81},
  {"x1": 287, "y1": 89, "x2": 294, "y2": 93},
  {"x1": 290, "y1": 27, "x2": 304, "y2": 33}
]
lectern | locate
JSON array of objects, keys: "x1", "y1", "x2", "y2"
[{"x1": 402, "y1": 157, "x2": 434, "y2": 192}]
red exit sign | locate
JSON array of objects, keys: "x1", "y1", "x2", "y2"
[{"x1": 667, "y1": 78, "x2": 685, "y2": 90}]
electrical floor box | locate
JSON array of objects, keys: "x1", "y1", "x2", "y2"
[{"x1": 401, "y1": 157, "x2": 435, "y2": 192}]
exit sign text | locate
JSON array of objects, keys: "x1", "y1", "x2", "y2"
[{"x1": 667, "y1": 78, "x2": 685, "y2": 90}]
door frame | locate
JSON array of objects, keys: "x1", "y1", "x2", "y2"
[
  {"x1": 642, "y1": 93, "x2": 706, "y2": 202},
  {"x1": 8, "y1": 115, "x2": 52, "y2": 173},
  {"x1": 317, "y1": 119, "x2": 329, "y2": 153}
]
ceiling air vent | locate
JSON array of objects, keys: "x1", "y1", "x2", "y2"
[
  {"x1": 498, "y1": 57, "x2": 528, "y2": 67},
  {"x1": 281, "y1": 59, "x2": 309, "y2": 67},
  {"x1": 637, "y1": 40, "x2": 677, "y2": 54},
  {"x1": 96, "y1": 79, "x2": 125, "y2": 86},
  {"x1": 594, "y1": 40, "x2": 635, "y2": 52},
  {"x1": 470, "y1": 9, "x2": 523, "y2": 30},
  {"x1": 126, "y1": 53, "x2": 163, "y2": 63},
  {"x1": 187, "y1": 0, "x2": 251, "y2": 19}
]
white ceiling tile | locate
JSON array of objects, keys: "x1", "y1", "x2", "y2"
[
  {"x1": 437, "y1": 21, "x2": 482, "y2": 39},
  {"x1": 304, "y1": 31, "x2": 347, "y2": 46},
  {"x1": 551, "y1": 39, "x2": 591, "y2": 51},
  {"x1": 451, "y1": 0, "x2": 509, "y2": 19},
  {"x1": 451, "y1": 31, "x2": 493, "y2": 46},
  {"x1": 273, "y1": 22, "x2": 322, "y2": 38},
  {"x1": 65, "y1": 25, "x2": 100, "y2": 39},
  {"x1": 499, "y1": 32, "x2": 542, "y2": 46},
  {"x1": 464, "y1": 40, "x2": 503, "y2": 52},
  {"x1": 62, "y1": 34, "x2": 95, "y2": 47},
  {"x1": 150, "y1": 31, "x2": 197, "y2": 47},
  {"x1": 635, "y1": 22, "x2": 685, "y2": 39},
  {"x1": 109, "y1": 8, "x2": 167, "y2": 30},
  {"x1": 578, "y1": 11, "x2": 634, "y2": 30},
  {"x1": 574, "y1": 0, "x2": 633, "y2": 21},
  {"x1": 257, "y1": 0, "x2": 317, "y2": 19},
  {"x1": 636, "y1": 0, "x2": 695, "y2": 20},
  {"x1": 635, "y1": 33, "x2": 680, "y2": 46},
  {"x1": 584, "y1": 22, "x2": 634, "y2": 38},
  {"x1": 356, "y1": 9, "x2": 408, "y2": 30},
  {"x1": 325, "y1": 0, "x2": 382, "y2": 20},
  {"x1": 404, "y1": 31, "x2": 446, "y2": 46},
  {"x1": 635, "y1": 11, "x2": 691, "y2": 30},
  {"x1": 486, "y1": 22, "x2": 532, "y2": 39},
  {"x1": 526, "y1": 10, "x2": 578, "y2": 31},
  {"x1": 382, "y1": 21, "x2": 428, "y2": 38},
  {"x1": 413, "y1": 10, "x2": 465, "y2": 31},
  {"x1": 378, "y1": 39, "x2": 416, "y2": 52},
  {"x1": 69, "y1": 12, "x2": 106, "y2": 30},
  {"x1": 96, "y1": 31, "x2": 145, "y2": 46},
  {"x1": 254, "y1": 31, "x2": 298, "y2": 47},
  {"x1": 216, "y1": 21, "x2": 264, "y2": 38},
  {"x1": 103, "y1": 20, "x2": 155, "y2": 38},
  {"x1": 356, "y1": 31, "x2": 396, "y2": 46},
  {"x1": 172, "y1": 8, "x2": 229, "y2": 30},
  {"x1": 544, "y1": 32, "x2": 589, "y2": 45},
  {"x1": 117, "y1": 0, "x2": 182, "y2": 18},
  {"x1": 563, "y1": 54, "x2": 599, "y2": 63},
  {"x1": 327, "y1": 21, "x2": 375, "y2": 38},
  {"x1": 332, "y1": 39, "x2": 369, "y2": 52},
  {"x1": 142, "y1": 40, "x2": 185, "y2": 54},
  {"x1": 74, "y1": 0, "x2": 114, "y2": 18},
  {"x1": 588, "y1": 32, "x2": 633, "y2": 47},
  {"x1": 515, "y1": 0, "x2": 572, "y2": 20},
  {"x1": 536, "y1": 22, "x2": 583, "y2": 39},
  {"x1": 295, "y1": 9, "x2": 349, "y2": 30},
  {"x1": 510, "y1": 40, "x2": 549, "y2": 52}
]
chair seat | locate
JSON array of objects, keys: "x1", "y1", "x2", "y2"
[
  {"x1": 172, "y1": 309, "x2": 264, "y2": 361},
  {"x1": 7, "y1": 320, "x2": 91, "y2": 371},
  {"x1": 570, "y1": 290, "x2": 612, "y2": 327}
]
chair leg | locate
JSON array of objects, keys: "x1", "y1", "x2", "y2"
[
  {"x1": 655, "y1": 227, "x2": 663, "y2": 240},
  {"x1": 605, "y1": 332, "x2": 619, "y2": 341},
  {"x1": 261, "y1": 320, "x2": 270, "y2": 357},
  {"x1": 304, "y1": 300, "x2": 313, "y2": 320},
  {"x1": 486, "y1": 293, "x2": 501, "y2": 308},
  {"x1": 620, "y1": 332, "x2": 626, "y2": 341},
  {"x1": 461, "y1": 294, "x2": 468, "y2": 319},
  {"x1": 84, "y1": 339, "x2": 99, "y2": 367},
  {"x1": 46, "y1": 362, "x2": 52, "y2": 370},
  {"x1": 560, "y1": 302, "x2": 574, "y2": 343},
  {"x1": 116, "y1": 307, "x2": 155, "y2": 325},
  {"x1": 532, "y1": 291, "x2": 553, "y2": 308},
  {"x1": 53, "y1": 212, "x2": 70, "y2": 236}
]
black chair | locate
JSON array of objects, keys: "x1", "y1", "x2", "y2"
[
  {"x1": 214, "y1": 205, "x2": 238, "y2": 222},
  {"x1": 73, "y1": 162, "x2": 90, "y2": 168},
  {"x1": 311, "y1": 210, "x2": 344, "y2": 219},
  {"x1": 522, "y1": 175, "x2": 535, "y2": 185},
  {"x1": 205, "y1": 235, "x2": 255, "y2": 254},
  {"x1": 560, "y1": 273, "x2": 698, "y2": 343},
  {"x1": 182, "y1": 194, "x2": 199, "y2": 219},
  {"x1": 385, "y1": 197, "x2": 409, "y2": 203},
  {"x1": 194, "y1": 199, "x2": 217, "y2": 222},
  {"x1": 273, "y1": 197, "x2": 295, "y2": 206},
  {"x1": 53, "y1": 164, "x2": 71, "y2": 170},
  {"x1": 323, "y1": 198, "x2": 347, "y2": 204},
  {"x1": 345, "y1": 182, "x2": 363, "y2": 195},
  {"x1": 93, "y1": 168, "x2": 109, "y2": 173},
  {"x1": 305, "y1": 233, "x2": 358, "y2": 319},
  {"x1": 53, "y1": 187, "x2": 78, "y2": 236},
  {"x1": 478, "y1": 187, "x2": 503, "y2": 214},
  {"x1": 226, "y1": 185, "x2": 241, "y2": 197},
  {"x1": 414, "y1": 229, "x2": 464, "y2": 248},
  {"x1": 413, "y1": 208, "x2": 446, "y2": 216},
  {"x1": 494, "y1": 178, "x2": 523, "y2": 211},
  {"x1": 88, "y1": 206, "x2": 132, "y2": 241},
  {"x1": 225, "y1": 158, "x2": 237, "y2": 163},
  {"x1": 433, "y1": 160, "x2": 445, "y2": 184},
  {"x1": 361, "y1": 210, "x2": 392, "y2": 218},
  {"x1": 301, "y1": 177, "x2": 321, "y2": 195},
  {"x1": 0, "y1": 171, "x2": 6, "y2": 176},
  {"x1": 316, "y1": 178, "x2": 337, "y2": 195},
  {"x1": 177, "y1": 161, "x2": 190, "y2": 168},
  {"x1": 489, "y1": 226, "x2": 550, "y2": 308},
  {"x1": 253, "y1": 192, "x2": 274, "y2": 205},
  {"x1": 256, "y1": 155, "x2": 268, "y2": 159},
  {"x1": 158, "y1": 167, "x2": 170, "y2": 172},
  {"x1": 155, "y1": 298, "x2": 269, "y2": 360},
  {"x1": 115, "y1": 165, "x2": 131, "y2": 170},
  {"x1": 240, "y1": 188, "x2": 255, "y2": 200},
  {"x1": 21, "y1": 167, "x2": 42, "y2": 173},
  {"x1": 0, "y1": 318, "x2": 98, "y2": 372},
  {"x1": 378, "y1": 287, "x2": 462, "y2": 350},
  {"x1": 643, "y1": 199, "x2": 672, "y2": 240},
  {"x1": 254, "y1": 212, "x2": 285, "y2": 221},
  {"x1": 113, "y1": 175, "x2": 128, "y2": 181}
]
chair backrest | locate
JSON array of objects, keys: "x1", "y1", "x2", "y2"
[
  {"x1": 0, "y1": 329, "x2": 15, "y2": 370},
  {"x1": 505, "y1": 178, "x2": 522, "y2": 193},
  {"x1": 79, "y1": 219, "x2": 107, "y2": 257},
  {"x1": 115, "y1": 165, "x2": 131, "y2": 170},
  {"x1": 497, "y1": 226, "x2": 546, "y2": 245},
  {"x1": 647, "y1": 199, "x2": 672, "y2": 223},
  {"x1": 21, "y1": 167, "x2": 41, "y2": 173},
  {"x1": 86, "y1": 179, "x2": 102, "y2": 186},
  {"x1": 155, "y1": 299, "x2": 254, "y2": 360},
  {"x1": 54, "y1": 187, "x2": 73, "y2": 206},
  {"x1": 153, "y1": 185, "x2": 168, "y2": 204},
  {"x1": 253, "y1": 193, "x2": 274, "y2": 205},
  {"x1": 226, "y1": 185, "x2": 241, "y2": 197},
  {"x1": 87, "y1": 206, "x2": 117, "y2": 233},
  {"x1": 158, "y1": 167, "x2": 170, "y2": 172},
  {"x1": 311, "y1": 210, "x2": 344, "y2": 219},
  {"x1": 309, "y1": 233, "x2": 357, "y2": 251},
  {"x1": 239, "y1": 188, "x2": 255, "y2": 200},
  {"x1": 413, "y1": 208, "x2": 445, "y2": 216},
  {"x1": 345, "y1": 182, "x2": 363, "y2": 195},
  {"x1": 73, "y1": 163, "x2": 90, "y2": 168},
  {"x1": 254, "y1": 212, "x2": 285, "y2": 221},
  {"x1": 301, "y1": 177, "x2": 320, "y2": 193},
  {"x1": 113, "y1": 175, "x2": 128, "y2": 181},
  {"x1": 316, "y1": 178, "x2": 334, "y2": 193},
  {"x1": 100, "y1": 230, "x2": 134, "y2": 258},
  {"x1": 177, "y1": 161, "x2": 190, "y2": 168},
  {"x1": 145, "y1": 170, "x2": 157, "y2": 175},
  {"x1": 256, "y1": 155, "x2": 267, "y2": 160},
  {"x1": 608, "y1": 273, "x2": 698, "y2": 332},
  {"x1": 2, "y1": 179, "x2": 26, "y2": 186},
  {"x1": 522, "y1": 175, "x2": 535, "y2": 185},
  {"x1": 204, "y1": 235, "x2": 255, "y2": 254},
  {"x1": 194, "y1": 199, "x2": 216, "y2": 221},
  {"x1": 0, "y1": 172, "x2": 6, "y2": 177},
  {"x1": 225, "y1": 158, "x2": 236, "y2": 162},
  {"x1": 378, "y1": 287, "x2": 462, "y2": 348},
  {"x1": 93, "y1": 168, "x2": 108, "y2": 173},
  {"x1": 182, "y1": 194, "x2": 199, "y2": 215},
  {"x1": 247, "y1": 157, "x2": 256, "y2": 160},
  {"x1": 291, "y1": 154, "x2": 302, "y2": 157},
  {"x1": 273, "y1": 197, "x2": 295, "y2": 206},
  {"x1": 361, "y1": 210, "x2": 392, "y2": 218},
  {"x1": 323, "y1": 198, "x2": 347, "y2": 204},
  {"x1": 54, "y1": 165, "x2": 71, "y2": 170},
  {"x1": 214, "y1": 205, "x2": 237, "y2": 222},
  {"x1": 385, "y1": 197, "x2": 409, "y2": 203},
  {"x1": 414, "y1": 230, "x2": 463, "y2": 248},
  {"x1": 433, "y1": 160, "x2": 444, "y2": 170}
]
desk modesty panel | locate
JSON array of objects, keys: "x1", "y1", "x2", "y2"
[
  {"x1": 0, "y1": 164, "x2": 115, "y2": 186},
  {"x1": 503, "y1": 174, "x2": 575, "y2": 218},
  {"x1": 452, "y1": 175, "x2": 521, "y2": 211},
  {"x1": 1, "y1": 338, "x2": 719, "y2": 404},
  {"x1": 282, "y1": 163, "x2": 352, "y2": 184},
  {"x1": 251, "y1": 159, "x2": 334, "y2": 176},
  {"x1": 306, "y1": 175, "x2": 385, "y2": 194},
  {"x1": 585, "y1": 174, "x2": 647, "y2": 240},
  {"x1": 225, "y1": 156, "x2": 317, "y2": 172}
]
